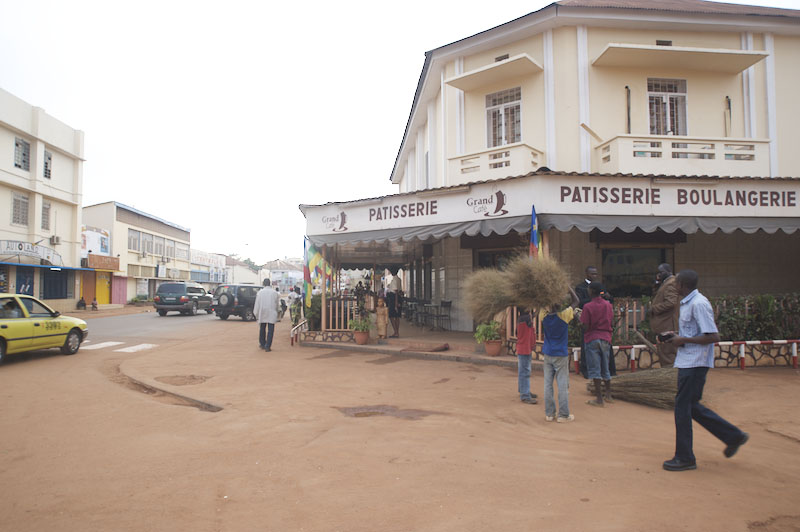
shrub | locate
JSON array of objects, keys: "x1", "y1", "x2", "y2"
[{"x1": 474, "y1": 321, "x2": 501, "y2": 343}]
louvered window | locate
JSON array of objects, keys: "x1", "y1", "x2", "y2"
[
  {"x1": 44, "y1": 151, "x2": 52, "y2": 178},
  {"x1": 42, "y1": 201, "x2": 51, "y2": 230},
  {"x1": 15, "y1": 138, "x2": 30, "y2": 171},
  {"x1": 12, "y1": 193, "x2": 29, "y2": 225}
]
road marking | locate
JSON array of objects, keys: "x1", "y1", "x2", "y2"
[
  {"x1": 114, "y1": 343, "x2": 158, "y2": 353},
  {"x1": 80, "y1": 341, "x2": 125, "y2": 351}
]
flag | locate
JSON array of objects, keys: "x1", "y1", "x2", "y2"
[
  {"x1": 303, "y1": 239, "x2": 313, "y2": 307},
  {"x1": 529, "y1": 204, "x2": 540, "y2": 259}
]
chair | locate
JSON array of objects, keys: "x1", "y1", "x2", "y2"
[
  {"x1": 415, "y1": 300, "x2": 430, "y2": 328},
  {"x1": 432, "y1": 300, "x2": 452, "y2": 331}
]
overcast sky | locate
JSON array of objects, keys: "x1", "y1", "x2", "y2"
[{"x1": 1, "y1": 0, "x2": 797, "y2": 264}]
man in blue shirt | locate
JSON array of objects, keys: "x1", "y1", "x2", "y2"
[{"x1": 662, "y1": 270, "x2": 749, "y2": 471}]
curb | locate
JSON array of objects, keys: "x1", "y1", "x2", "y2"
[{"x1": 121, "y1": 362, "x2": 225, "y2": 412}]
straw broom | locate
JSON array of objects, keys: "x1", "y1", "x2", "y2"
[{"x1": 587, "y1": 368, "x2": 678, "y2": 409}]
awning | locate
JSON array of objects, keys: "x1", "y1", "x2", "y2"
[
  {"x1": 445, "y1": 53, "x2": 542, "y2": 92},
  {"x1": 308, "y1": 213, "x2": 799, "y2": 248},
  {"x1": 308, "y1": 215, "x2": 532, "y2": 247},
  {"x1": 0, "y1": 261, "x2": 94, "y2": 271},
  {"x1": 592, "y1": 43, "x2": 767, "y2": 74},
  {"x1": 539, "y1": 215, "x2": 800, "y2": 235}
]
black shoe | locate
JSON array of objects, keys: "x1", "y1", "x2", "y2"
[
  {"x1": 521, "y1": 397, "x2": 538, "y2": 404},
  {"x1": 264, "y1": 347, "x2": 271, "y2": 352},
  {"x1": 724, "y1": 432, "x2": 749, "y2": 458},
  {"x1": 663, "y1": 458, "x2": 697, "y2": 471}
]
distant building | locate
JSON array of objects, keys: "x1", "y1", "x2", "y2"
[
  {"x1": 0, "y1": 88, "x2": 89, "y2": 311},
  {"x1": 83, "y1": 202, "x2": 191, "y2": 302},
  {"x1": 225, "y1": 256, "x2": 260, "y2": 285},
  {"x1": 262, "y1": 258, "x2": 303, "y2": 293},
  {"x1": 190, "y1": 249, "x2": 227, "y2": 291}
]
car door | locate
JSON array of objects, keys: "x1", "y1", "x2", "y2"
[
  {"x1": 0, "y1": 296, "x2": 33, "y2": 354},
  {"x1": 21, "y1": 297, "x2": 65, "y2": 349}
]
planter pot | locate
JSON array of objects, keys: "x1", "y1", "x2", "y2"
[
  {"x1": 353, "y1": 331, "x2": 370, "y2": 345},
  {"x1": 484, "y1": 339, "x2": 504, "y2": 356}
]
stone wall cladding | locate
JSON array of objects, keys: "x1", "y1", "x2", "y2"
[{"x1": 300, "y1": 331, "x2": 355, "y2": 343}]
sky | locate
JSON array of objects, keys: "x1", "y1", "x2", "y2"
[{"x1": 1, "y1": 0, "x2": 798, "y2": 264}]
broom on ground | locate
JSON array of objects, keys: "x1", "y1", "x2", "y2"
[{"x1": 587, "y1": 368, "x2": 679, "y2": 409}]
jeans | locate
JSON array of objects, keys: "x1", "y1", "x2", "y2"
[
  {"x1": 517, "y1": 354, "x2": 532, "y2": 399},
  {"x1": 543, "y1": 355, "x2": 571, "y2": 418},
  {"x1": 586, "y1": 339, "x2": 611, "y2": 380},
  {"x1": 259, "y1": 322, "x2": 275, "y2": 349},
  {"x1": 674, "y1": 367, "x2": 745, "y2": 462}
]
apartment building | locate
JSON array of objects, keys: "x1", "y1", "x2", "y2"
[
  {"x1": 82, "y1": 202, "x2": 192, "y2": 302},
  {"x1": 301, "y1": 0, "x2": 800, "y2": 332},
  {"x1": 0, "y1": 88, "x2": 88, "y2": 311}
]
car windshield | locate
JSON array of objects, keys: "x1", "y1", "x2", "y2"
[{"x1": 157, "y1": 284, "x2": 185, "y2": 294}]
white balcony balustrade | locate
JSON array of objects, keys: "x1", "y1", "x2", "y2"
[
  {"x1": 448, "y1": 143, "x2": 544, "y2": 183},
  {"x1": 595, "y1": 135, "x2": 770, "y2": 177}
]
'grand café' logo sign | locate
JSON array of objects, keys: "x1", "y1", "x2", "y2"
[
  {"x1": 466, "y1": 188, "x2": 509, "y2": 217},
  {"x1": 322, "y1": 212, "x2": 349, "y2": 232}
]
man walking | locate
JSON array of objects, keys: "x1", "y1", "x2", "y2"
[
  {"x1": 575, "y1": 266, "x2": 599, "y2": 378},
  {"x1": 580, "y1": 282, "x2": 614, "y2": 407},
  {"x1": 254, "y1": 279, "x2": 280, "y2": 352},
  {"x1": 662, "y1": 270, "x2": 749, "y2": 472},
  {"x1": 650, "y1": 263, "x2": 679, "y2": 367}
]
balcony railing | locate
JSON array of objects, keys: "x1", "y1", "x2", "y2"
[
  {"x1": 448, "y1": 142, "x2": 544, "y2": 182},
  {"x1": 595, "y1": 135, "x2": 770, "y2": 177}
]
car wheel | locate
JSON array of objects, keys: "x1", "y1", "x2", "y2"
[
  {"x1": 244, "y1": 309, "x2": 255, "y2": 321},
  {"x1": 190, "y1": 302, "x2": 198, "y2": 316},
  {"x1": 218, "y1": 313, "x2": 229, "y2": 320},
  {"x1": 158, "y1": 310, "x2": 167, "y2": 316},
  {"x1": 61, "y1": 329, "x2": 82, "y2": 355},
  {"x1": 218, "y1": 293, "x2": 231, "y2": 307}
]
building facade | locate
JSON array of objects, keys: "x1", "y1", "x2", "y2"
[
  {"x1": 302, "y1": 0, "x2": 800, "y2": 332},
  {"x1": 190, "y1": 249, "x2": 227, "y2": 292},
  {"x1": 0, "y1": 88, "x2": 89, "y2": 311},
  {"x1": 82, "y1": 202, "x2": 192, "y2": 302}
]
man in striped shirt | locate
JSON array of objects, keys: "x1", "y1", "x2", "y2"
[{"x1": 662, "y1": 270, "x2": 749, "y2": 472}]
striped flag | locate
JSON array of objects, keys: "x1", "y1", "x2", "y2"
[{"x1": 529, "y1": 204, "x2": 540, "y2": 259}]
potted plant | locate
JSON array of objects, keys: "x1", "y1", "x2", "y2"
[
  {"x1": 475, "y1": 320, "x2": 503, "y2": 356},
  {"x1": 349, "y1": 315, "x2": 372, "y2": 345}
]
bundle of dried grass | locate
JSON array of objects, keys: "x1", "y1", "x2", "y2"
[
  {"x1": 463, "y1": 268, "x2": 511, "y2": 324},
  {"x1": 587, "y1": 368, "x2": 679, "y2": 409},
  {"x1": 503, "y1": 255, "x2": 570, "y2": 312}
]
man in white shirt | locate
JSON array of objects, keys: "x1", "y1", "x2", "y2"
[{"x1": 254, "y1": 279, "x2": 280, "y2": 352}]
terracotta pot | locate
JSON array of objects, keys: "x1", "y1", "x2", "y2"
[
  {"x1": 353, "y1": 331, "x2": 370, "y2": 345},
  {"x1": 484, "y1": 339, "x2": 504, "y2": 356}
]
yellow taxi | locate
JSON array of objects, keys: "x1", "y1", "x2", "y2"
[{"x1": 0, "y1": 293, "x2": 89, "y2": 364}]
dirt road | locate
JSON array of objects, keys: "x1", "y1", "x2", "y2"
[{"x1": 1, "y1": 317, "x2": 798, "y2": 531}]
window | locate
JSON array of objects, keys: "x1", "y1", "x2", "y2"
[
  {"x1": 154, "y1": 236, "x2": 165, "y2": 257},
  {"x1": 128, "y1": 229, "x2": 141, "y2": 251},
  {"x1": 648, "y1": 78, "x2": 687, "y2": 136},
  {"x1": 12, "y1": 193, "x2": 29, "y2": 226},
  {"x1": 43, "y1": 151, "x2": 52, "y2": 179},
  {"x1": 176, "y1": 243, "x2": 190, "y2": 260},
  {"x1": 166, "y1": 240, "x2": 175, "y2": 258},
  {"x1": 14, "y1": 138, "x2": 30, "y2": 171},
  {"x1": 21, "y1": 297, "x2": 55, "y2": 316},
  {"x1": 41, "y1": 201, "x2": 51, "y2": 231},
  {"x1": 486, "y1": 87, "x2": 521, "y2": 148},
  {"x1": 0, "y1": 297, "x2": 23, "y2": 318},
  {"x1": 141, "y1": 233, "x2": 153, "y2": 255}
]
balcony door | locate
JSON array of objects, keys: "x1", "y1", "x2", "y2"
[
  {"x1": 486, "y1": 87, "x2": 521, "y2": 148},
  {"x1": 648, "y1": 79, "x2": 687, "y2": 136}
]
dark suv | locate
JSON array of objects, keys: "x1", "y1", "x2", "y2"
[
  {"x1": 154, "y1": 282, "x2": 213, "y2": 316},
  {"x1": 213, "y1": 284, "x2": 261, "y2": 321}
]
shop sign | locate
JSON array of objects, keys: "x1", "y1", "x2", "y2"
[
  {"x1": 86, "y1": 253, "x2": 120, "y2": 270},
  {"x1": 304, "y1": 175, "x2": 800, "y2": 235},
  {"x1": 0, "y1": 240, "x2": 63, "y2": 265}
]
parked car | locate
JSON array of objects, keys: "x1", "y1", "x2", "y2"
[
  {"x1": 212, "y1": 284, "x2": 261, "y2": 321},
  {"x1": 0, "y1": 293, "x2": 88, "y2": 364},
  {"x1": 153, "y1": 281, "x2": 213, "y2": 316}
]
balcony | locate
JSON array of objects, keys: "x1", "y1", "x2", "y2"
[
  {"x1": 448, "y1": 143, "x2": 544, "y2": 183},
  {"x1": 594, "y1": 135, "x2": 770, "y2": 177}
]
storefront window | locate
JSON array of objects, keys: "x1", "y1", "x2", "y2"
[
  {"x1": 477, "y1": 250, "x2": 516, "y2": 270},
  {"x1": 0, "y1": 265, "x2": 8, "y2": 292},
  {"x1": 601, "y1": 248, "x2": 671, "y2": 298},
  {"x1": 42, "y1": 269, "x2": 74, "y2": 299}
]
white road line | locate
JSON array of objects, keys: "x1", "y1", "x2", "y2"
[
  {"x1": 80, "y1": 341, "x2": 125, "y2": 351},
  {"x1": 114, "y1": 344, "x2": 158, "y2": 353}
]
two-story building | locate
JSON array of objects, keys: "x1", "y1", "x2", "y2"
[
  {"x1": 301, "y1": 0, "x2": 800, "y2": 332},
  {"x1": 190, "y1": 249, "x2": 227, "y2": 292},
  {"x1": 0, "y1": 88, "x2": 90, "y2": 311},
  {"x1": 82, "y1": 202, "x2": 192, "y2": 302}
]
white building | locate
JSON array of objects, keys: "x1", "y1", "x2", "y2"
[
  {"x1": 190, "y1": 249, "x2": 227, "y2": 292},
  {"x1": 82, "y1": 202, "x2": 192, "y2": 302},
  {"x1": 0, "y1": 87, "x2": 88, "y2": 311}
]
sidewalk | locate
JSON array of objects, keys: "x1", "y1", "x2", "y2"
[{"x1": 69, "y1": 304, "x2": 154, "y2": 319}]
